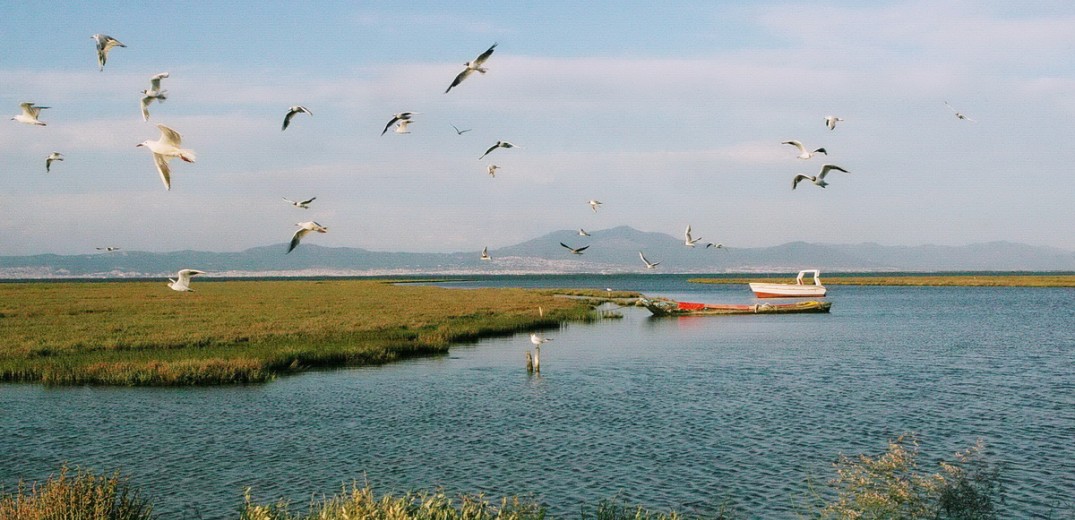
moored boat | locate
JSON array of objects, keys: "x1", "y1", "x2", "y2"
[
  {"x1": 749, "y1": 269, "x2": 827, "y2": 298},
  {"x1": 641, "y1": 297, "x2": 831, "y2": 317}
]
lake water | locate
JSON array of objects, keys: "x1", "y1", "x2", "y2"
[{"x1": 2, "y1": 275, "x2": 1073, "y2": 518}]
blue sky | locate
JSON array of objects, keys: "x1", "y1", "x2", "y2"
[{"x1": 2, "y1": 1, "x2": 1074, "y2": 255}]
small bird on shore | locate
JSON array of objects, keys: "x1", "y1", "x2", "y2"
[
  {"x1": 792, "y1": 164, "x2": 849, "y2": 189},
  {"x1": 478, "y1": 140, "x2": 517, "y2": 159},
  {"x1": 11, "y1": 102, "x2": 49, "y2": 126},
  {"x1": 137, "y1": 124, "x2": 196, "y2": 191},
  {"x1": 287, "y1": 221, "x2": 328, "y2": 253},
  {"x1": 382, "y1": 112, "x2": 417, "y2": 136},
  {"x1": 639, "y1": 251, "x2": 660, "y2": 269},
  {"x1": 480, "y1": 246, "x2": 491, "y2": 261},
  {"x1": 684, "y1": 225, "x2": 702, "y2": 247},
  {"x1": 45, "y1": 152, "x2": 64, "y2": 172},
  {"x1": 945, "y1": 101, "x2": 977, "y2": 122},
  {"x1": 561, "y1": 242, "x2": 590, "y2": 255},
  {"x1": 445, "y1": 43, "x2": 497, "y2": 93},
  {"x1": 282, "y1": 106, "x2": 312, "y2": 131},
  {"x1": 588, "y1": 199, "x2": 602, "y2": 213},
  {"x1": 140, "y1": 72, "x2": 169, "y2": 121},
  {"x1": 283, "y1": 196, "x2": 316, "y2": 209},
  {"x1": 92, "y1": 34, "x2": 126, "y2": 71},
  {"x1": 168, "y1": 269, "x2": 204, "y2": 292},
  {"x1": 824, "y1": 115, "x2": 844, "y2": 130},
  {"x1": 783, "y1": 140, "x2": 827, "y2": 160}
]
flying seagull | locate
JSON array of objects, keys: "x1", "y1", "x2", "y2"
[
  {"x1": 561, "y1": 242, "x2": 590, "y2": 255},
  {"x1": 137, "y1": 124, "x2": 196, "y2": 191},
  {"x1": 382, "y1": 112, "x2": 417, "y2": 136},
  {"x1": 282, "y1": 106, "x2": 312, "y2": 131},
  {"x1": 578, "y1": 229, "x2": 591, "y2": 236},
  {"x1": 283, "y1": 196, "x2": 316, "y2": 209},
  {"x1": 140, "y1": 72, "x2": 169, "y2": 121},
  {"x1": 92, "y1": 34, "x2": 126, "y2": 71},
  {"x1": 287, "y1": 221, "x2": 328, "y2": 254},
  {"x1": 705, "y1": 242, "x2": 724, "y2": 249},
  {"x1": 588, "y1": 199, "x2": 603, "y2": 213},
  {"x1": 45, "y1": 152, "x2": 63, "y2": 172},
  {"x1": 824, "y1": 115, "x2": 844, "y2": 130},
  {"x1": 168, "y1": 269, "x2": 204, "y2": 292},
  {"x1": 945, "y1": 101, "x2": 977, "y2": 122},
  {"x1": 11, "y1": 102, "x2": 48, "y2": 126},
  {"x1": 451, "y1": 123, "x2": 471, "y2": 135},
  {"x1": 639, "y1": 251, "x2": 660, "y2": 269},
  {"x1": 783, "y1": 140, "x2": 827, "y2": 160},
  {"x1": 445, "y1": 43, "x2": 497, "y2": 93},
  {"x1": 96, "y1": 247, "x2": 121, "y2": 252},
  {"x1": 480, "y1": 246, "x2": 491, "y2": 261},
  {"x1": 792, "y1": 163, "x2": 850, "y2": 189},
  {"x1": 487, "y1": 164, "x2": 500, "y2": 177},
  {"x1": 478, "y1": 140, "x2": 516, "y2": 159},
  {"x1": 394, "y1": 119, "x2": 412, "y2": 134},
  {"x1": 684, "y1": 225, "x2": 702, "y2": 247}
]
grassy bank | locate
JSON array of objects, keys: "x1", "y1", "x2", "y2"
[
  {"x1": 689, "y1": 274, "x2": 1075, "y2": 287},
  {"x1": 0, "y1": 280, "x2": 627, "y2": 386}
]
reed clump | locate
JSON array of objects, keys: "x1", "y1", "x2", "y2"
[
  {"x1": 0, "y1": 280, "x2": 605, "y2": 386},
  {"x1": 0, "y1": 465, "x2": 154, "y2": 520}
]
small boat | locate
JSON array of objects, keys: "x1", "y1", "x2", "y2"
[
  {"x1": 749, "y1": 269, "x2": 827, "y2": 298},
  {"x1": 641, "y1": 297, "x2": 831, "y2": 317}
]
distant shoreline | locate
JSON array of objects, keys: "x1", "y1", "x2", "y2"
[{"x1": 689, "y1": 274, "x2": 1075, "y2": 287}]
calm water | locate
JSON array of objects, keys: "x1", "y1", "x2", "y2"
[{"x1": 2, "y1": 276, "x2": 1073, "y2": 518}]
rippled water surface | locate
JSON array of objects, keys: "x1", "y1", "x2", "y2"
[{"x1": 2, "y1": 277, "x2": 1073, "y2": 518}]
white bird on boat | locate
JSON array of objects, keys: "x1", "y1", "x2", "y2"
[
  {"x1": 824, "y1": 115, "x2": 844, "y2": 130},
  {"x1": 783, "y1": 140, "x2": 827, "y2": 159},
  {"x1": 945, "y1": 101, "x2": 977, "y2": 122},
  {"x1": 168, "y1": 269, "x2": 204, "y2": 292},
  {"x1": 282, "y1": 105, "x2": 312, "y2": 131},
  {"x1": 478, "y1": 140, "x2": 517, "y2": 159},
  {"x1": 639, "y1": 251, "x2": 660, "y2": 269},
  {"x1": 45, "y1": 152, "x2": 63, "y2": 172},
  {"x1": 140, "y1": 72, "x2": 169, "y2": 121},
  {"x1": 382, "y1": 112, "x2": 417, "y2": 136},
  {"x1": 792, "y1": 164, "x2": 849, "y2": 189},
  {"x1": 480, "y1": 246, "x2": 491, "y2": 261},
  {"x1": 588, "y1": 199, "x2": 602, "y2": 213},
  {"x1": 137, "y1": 124, "x2": 196, "y2": 191},
  {"x1": 561, "y1": 242, "x2": 590, "y2": 255},
  {"x1": 578, "y1": 229, "x2": 591, "y2": 236},
  {"x1": 445, "y1": 43, "x2": 497, "y2": 93},
  {"x1": 11, "y1": 102, "x2": 48, "y2": 126},
  {"x1": 283, "y1": 196, "x2": 316, "y2": 209},
  {"x1": 92, "y1": 34, "x2": 126, "y2": 71},
  {"x1": 684, "y1": 225, "x2": 702, "y2": 247},
  {"x1": 487, "y1": 164, "x2": 500, "y2": 177},
  {"x1": 287, "y1": 221, "x2": 328, "y2": 254}
]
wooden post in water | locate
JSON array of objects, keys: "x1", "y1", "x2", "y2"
[
  {"x1": 526, "y1": 350, "x2": 533, "y2": 374},
  {"x1": 533, "y1": 345, "x2": 541, "y2": 373}
]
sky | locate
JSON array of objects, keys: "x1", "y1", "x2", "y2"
[{"x1": 2, "y1": 1, "x2": 1074, "y2": 256}]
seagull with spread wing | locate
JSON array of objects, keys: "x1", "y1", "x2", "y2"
[{"x1": 445, "y1": 43, "x2": 497, "y2": 93}]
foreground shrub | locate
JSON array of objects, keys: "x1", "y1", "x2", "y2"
[{"x1": 0, "y1": 465, "x2": 153, "y2": 520}]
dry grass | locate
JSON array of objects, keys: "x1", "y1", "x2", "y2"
[
  {"x1": 0, "y1": 280, "x2": 607, "y2": 386},
  {"x1": 689, "y1": 274, "x2": 1075, "y2": 287},
  {"x1": 0, "y1": 465, "x2": 153, "y2": 520}
]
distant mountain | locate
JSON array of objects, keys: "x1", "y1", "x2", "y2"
[{"x1": 2, "y1": 226, "x2": 1073, "y2": 278}]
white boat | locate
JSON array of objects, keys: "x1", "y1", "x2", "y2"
[{"x1": 749, "y1": 270, "x2": 827, "y2": 298}]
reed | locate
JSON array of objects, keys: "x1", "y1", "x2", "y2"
[
  {"x1": 0, "y1": 465, "x2": 153, "y2": 520},
  {"x1": 0, "y1": 280, "x2": 612, "y2": 386},
  {"x1": 689, "y1": 274, "x2": 1075, "y2": 287}
]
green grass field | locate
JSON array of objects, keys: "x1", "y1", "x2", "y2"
[
  {"x1": 689, "y1": 274, "x2": 1075, "y2": 287},
  {"x1": 0, "y1": 280, "x2": 627, "y2": 386}
]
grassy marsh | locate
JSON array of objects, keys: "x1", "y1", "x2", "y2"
[
  {"x1": 0, "y1": 280, "x2": 623, "y2": 386},
  {"x1": 689, "y1": 274, "x2": 1075, "y2": 287}
]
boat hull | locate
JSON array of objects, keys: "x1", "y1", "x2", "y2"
[
  {"x1": 748, "y1": 283, "x2": 827, "y2": 298},
  {"x1": 642, "y1": 298, "x2": 831, "y2": 317}
]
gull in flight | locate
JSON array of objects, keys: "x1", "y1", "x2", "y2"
[
  {"x1": 560, "y1": 242, "x2": 590, "y2": 255},
  {"x1": 480, "y1": 246, "x2": 491, "y2": 261},
  {"x1": 487, "y1": 164, "x2": 500, "y2": 177},
  {"x1": 287, "y1": 221, "x2": 328, "y2": 254},
  {"x1": 639, "y1": 251, "x2": 660, "y2": 269},
  {"x1": 684, "y1": 225, "x2": 702, "y2": 247},
  {"x1": 140, "y1": 72, "x2": 169, "y2": 121},
  {"x1": 445, "y1": 43, "x2": 497, "y2": 93},
  {"x1": 824, "y1": 115, "x2": 844, "y2": 130},
  {"x1": 92, "y1": 34, "x2": 126, "y2": 71},
  {"x1": 282, "y1": 106, "x2": 312, "y2": 131},
  {"x1": 478, "y1": 140, "x2": 517, "y2": 159},
  {"x1": 283, "y1": 196, "x2": 316, "y2": 209},
  {"x1": 945, "y1": 101, "x2": 977, "y2": 122},
  {"x1": 578, "y1": 229, "x2": 591, "y2": 236},
  {"x1": 588, "y1": 199, "x2": 602, "y2": 213},
  {"x1": 394, "y1": 120, "x2": 412, "y2": 134},
  {"x1": 792, "y1": 164, "x2": 850, "y2": 189},
  {"x1": 168, "y1": 269, "x2": 204, "y2": 292},
  {"x1": 137, "y1": 124, "x2": 196, "y2": 191},
  {"x1": 705, "y1": 242, "x2": 724, "y2": 249},
  {"x1": 783, "y1": 140, "x2": 827, "y2": 160},
  {"x1": 45, "y1": 152, "x2": 64, "y2": 173},
  {"x1": 11, "y1": 102, "x2": 49, "y2": 126},
  {"x1": 451, "y1": 123, "x2": 471, "y2": 135},
  {"x1": 382, "y1": 112, "x2": 417, "y2": 136},
  {"x1": 96, "y1": 247, "x2": 121, "y2": 252}
]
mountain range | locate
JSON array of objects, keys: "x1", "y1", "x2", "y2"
[{"x1": 2, "y1": 226, "x2": 1073, "y2": 278}]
